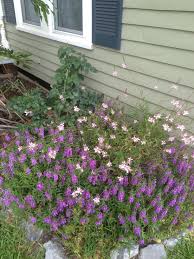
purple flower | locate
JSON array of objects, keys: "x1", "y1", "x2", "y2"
[
  {"x1": 140, "y1": 210, "x2": 146, "y2": 219},
  {"x1": 134, "y1": 226, "x2": 141, "y2": 237},
  {"x1": 89, "y1": 160, "x2": 96, "y2": 170},
  {"x1": 30, "y1": 217, "x2": 37, "y2": 224},
  {"x1": 25, "y1": 195, "x2": 36, "y2": 208},
  {"x1": 118, "y1": 190, "x2": 125, "y2": 202},
  {"x1": 80, "y1": 218, "x2": 88, "y2": 225},
  {"x1": 31, "y1": 158, "x2": 37, "y2": 166},
  {"x1": 43, "y1": 217, "x2": 52, "y2": 224},
  {"x1": 95, "y1": 220, "x2": 102, "y2": 226},
  {"x1": 155, "y1": 205, "x2": 163, "y2": 214},
  {"x1": 172, "y1": 217, "x2": 178, "y2": 225},
  {"x1": 118, "y1": 215, "x2": 126, "y2": 225},
  {"x1": 71, "y1": 174, "x2": 78, "y2": 185},
  {"x1": 168, "y1": 198, "x2": 177, "y2": 207},
  {"x1": 152, "y1": 216, "x2": 158, "y2": 223},
  {"x1": 135, "y1": 202, "x2": 141, "y2": 209},
  {"x1": 36, "y1": 182, "x2": 44, "y2": 192},
  {"x1": 0, "y1": 176, "x2": 4, "y2": 185},
  {"x1": 139, "y1": 239, "x2": 145, "y2": 246},
  {"x1": 97, "y1": 212, "x2": 104, "y2": 220},
  {"x1": 128, "y1": 215, "x2": 136, "y2": 224},
  {"x1": 19, "y1": 154, "x2": 27, "y2": 164},
  {"x1": 128, "y1": 196, "x2": 134, "y2": 204},
  {"x1": 64, "y1": 148, "x2": 73, "y2": 158}
]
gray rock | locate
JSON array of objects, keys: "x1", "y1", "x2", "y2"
[
  {"x1": 23, "y1": 222, "x2": 43, "y2": 241},
  {"x1": 139, "y1": 244, "x2": 167, "y2": 259},
  {"x1": 44, "y1": 241, "x2": 67, "y2": 259},
  {"x1": 163, "y1": 238, "x2": 180, "y2": 249},
  {"x1": 111, "y1": 245, "x2": 139, "y2": 259}
]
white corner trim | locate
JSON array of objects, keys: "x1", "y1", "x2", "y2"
[
  {"x1": 0, "y1": 0, "x2": 10, "y2": 48},
  {"x1": 13, "y1": 0, "x2": 93, "y2": 50}
]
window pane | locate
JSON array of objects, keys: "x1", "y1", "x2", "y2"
[
  {"x1": 56, "y1": 0, "x2": 82, "y2": 34},
  {"x1": 22, "y1": 0, "x2": 40, "y2": 25}
]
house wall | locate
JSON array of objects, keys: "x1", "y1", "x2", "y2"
[{"x1": 5, "y1": 0, "x2": 194, "y2": 132}]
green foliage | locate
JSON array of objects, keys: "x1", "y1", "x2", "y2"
[
  {"x1": 0, "y1": 212, "x2": 44, "y2": 259},
  {"x1": 32, "y1": 0, "x2": 50, "y2": 23},
  {"x1": 0, "y1": 46, "x2": 31, "y2": 67},
  {"x1": 167, "y1": 234, "x2": 194, "y2": 259},
  {"x1": 48, "y1": 45, "x2": 102, "y2": 126},
  {"x1": 7, "y1": 88, "x2": 50, "y2": 128}
]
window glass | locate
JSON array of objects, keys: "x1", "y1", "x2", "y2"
[
  {"x1": 22, "y1": 0, "x2": 40, "y2": 25},
  {"x1": 55, "y1": 0, "x2": 83, "y2": 34}
]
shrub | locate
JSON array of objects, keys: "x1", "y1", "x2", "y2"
[{"x1": 0, "y1": 102, "x2": 193, "y2": 258}]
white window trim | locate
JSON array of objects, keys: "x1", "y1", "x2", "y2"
[{"x1": 13, "y1": 0, "x2": 93, "y2": 49}]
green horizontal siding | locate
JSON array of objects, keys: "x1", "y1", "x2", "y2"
[
  {"x1": 123, "y1": 0, "x2": 194, "y2": 11},
  {"x1": 5, "y1": 0, "x2": 194, "y2": 131}
]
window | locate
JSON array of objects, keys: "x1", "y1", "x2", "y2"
[
  {"x1": 21, "y1": 0, "x2": 40, "y2": 25},
  {"x1": 13, "y1": 0, "x2": 92, "y2": 49},
  {"x1": 55, "y1": 0, "x2": 82, "y2": 34}
]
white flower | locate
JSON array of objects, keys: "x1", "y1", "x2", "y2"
[
  {"x1": 162, "y1": 124, "x2": 172, "y2": 132},
  {"x1": 48, "y1": 149, "x2": 57, "y2": 159},
  {"x1": 105, "y1": 144, "x2": 111, "y2": 150},
  {"x1": 83, "y1": 144, "x2": 89, "y2": 152},
  {"x1": 94, "y1": 146, "x2": 102, "y2": 154},
  {"x1": 112, "y1": 71, "x2": 118, "y2": 77},
  {"x1": 57, "y1": 123, "x2": 64, "y2": 132},
  {"x1": 122, "y1": 125, "x2": 128, "y2": 132},
  {"x1": 93, "y1": 196, "x2": 100, "y2": 204},
  {"x1": 127, "y1": 157, "x2": 133, "y2": 164},
  {"x1": 117, "y1": 176, "x2": 124, "y2": 182},
  {"x1": 76, "y1": 163, "x2": 83, "y2": 172},
  {"x1": 161, "y1": 141, "x2": 166, "y2": 145},
  {"x1": 18, "y1": 146, "x2": 23, "y2": 151},
  {"x1": 88, "y1": 110, "x2": 92, "y2": 114},
  {"x1": 107, "y1": 161, "x2": 112, "y2": 167},
  {"x1": 74, "y1": 106, "x2": 80, "y2": 112},
  {"x1": 148, "y1": 117, "x2": 155, "y2": 124},
  {"x1": 110, "y1": 135, "x2": 116, "y2": 139},
  {"x1": 104, "y1": 116, "x2": 109, "y2": 121},
  {"x1": 81, "y1": 86, "x2": 86, "y2": 90},
  {"x1": 154, "y1": 113, "x2": 161, "y2": 120},
  {"x1": 165, "y1": 148, "x2": 173, "y2": 154},
  {"x1": 28, "y1": 142, "x2": 37, "y2": 151},
  {"x1": 102, "y1": 151, "x2": 108, "y2": 157},
  {"x1": 171, "y1": 84, "x2": 178, "y2": 90},
  {"x1": 168, "y1": 137, "x2": 175, "y2": 142},
  {"x1": 102, "y1": 103, "x2": 108, "y2": 109},
  {"x1": 111, "y1": 122, "x2": 117, "y2": 130},
  {"x1": 133, "y1": 120, "x2": 138, "y2": 124},
  {"x1": 98, "y1": 136, "x2": 105, "y2": 144},
  {"x1": 132, "y1": 136, "x2": 140, "y2": 143},
  {"x1": 141, "y1": 140, "x2": 146, "y2": 145},
  {"x1": 183, "y1": 154, "x2": 188, "y2": 160},
  {"x1": 122, "y1": 63, "x2": 127, "y2": 69},
  {"x1": 47, "y1": 107, "x2": 52, "y2": 110},
  {"x1": 183, "y1": 110, "x2": 189, "y2": 116},
  {"x1": 81, "y1": 155, "x2": 86, "y2": 160},
  {"x1": 24, "y1": 110, "x2": 33, "y2": 116},
  {"x1": 80, "y1": 130, "x2": 83, "y2": 135},
  {"x1": 59, "y1": 95, "x2": 64, "y2": 101},
  {"x1": 111, "y1": 109, "x2": 115, "y2": 115},
  {"x1": 119, "y1": 161, "x2": 132, "y2": 174},
  {"x1": 72, "y1": 187, "x2": 83, "y2": 198},
  {"x1": 177, "y1": 124, "x2": 185, "y2": 132},
  {"x1": 91, "y1": 123, "x2": 97, "y2": 128}
]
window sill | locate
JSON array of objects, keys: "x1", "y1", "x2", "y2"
[{"x1": 16, "y1": 25, "x2": 93, "y2": 50}]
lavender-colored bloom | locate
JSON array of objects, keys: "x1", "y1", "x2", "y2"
[
  {"x1": 172, "y1": 217, "x2": 178, "y2": 225},
  {"x1": 100, "y1": 205, "x2": 109, "y2": 212},
  {"x1": 45, "y1": 192, "x2": 52, "y2": 201},
  {"x1": 80, "y1": 218, "x2": 88, "y2": 225},
  {"x1": 103, "y1": 190, "x2": 110, "y2": 200},
  {"x1": 31, "y1": 158, "x2": 37, "y2": 166},
  {"x1": 25, "y1": 195, "x2": 36, "y2": 208},
  {"x1": 89, "y1": 160, "x2": 96, "y2": 170},
  {"x1": 97, "y1": 212, "x2": 104, "y2": 220},
  {"x1": 5, "y1": 134, "x2": 11, "y2": 142},
  {"x1": 139, "y1": 239, "x2": 145, "y2": 246},
  {"x1": 0, "y1": 176, "x2": 4, "y2": 185},
  {"x1": 64, "y1": 148, "x2": 73, "y2": 158},
  {"x1": 134, "y1": 226, "x2": 141, "y2": 237},
  {"x1": 159, "y1": 208, "x2": 168, "y2": 220},
  {"x1": 135, "y1": 202, "x2": 141, "y2": 209},
  {"x1": 152, "y1": 216, "x2": 158, "y2": 223},
  {"x1": 118, "y1": 215, "x2": 126, "y2": 225},
  {"x1": 128, "y1": 215, "x2": 136, "y2": 224},
  {"x1": 30, "y1": 217, "x2": 37, "y2": 224},
  {"x1": 175, "y1": 205, "x2": 181, "y2": 212},
  {"x1": 36, "y1": 182, "x2": 44, "y2": 192},
  {"x1": 140, "y1": 210, "x2": 146, "y2": 219},
  {"x1": 168, "y1": 198, "x2": 177, "y2": 207},
  {"x1": 128, "y1": 196, "x2": 134, "y2": 204},
  {"x1": 51, "y1": 221, "x2": 59, "y2": 232},
  {"x1": 19, "y1": 154, "x2": 27, "y2": 164},
  {"x1": 110, "y1": 185, "x2": 118, "y2": 196},
  {"x1": 118, "y1": 190, "x2": 125, "y2": 202},
  {"x1": 71, "y1": 174, "x2": 78, "y2": 185},
  {"x1": 53, "y1": 174, "x2": 59, "y2": 182},
  {"x1": 155, "y1": 205, "x2": 163, "y2": 214},
  {"x1": 150, "y1": 199, "x2": 157, "y2": 207},
  {"x1": 95, "y1": 220, "x2": 102, "y2": 226}
]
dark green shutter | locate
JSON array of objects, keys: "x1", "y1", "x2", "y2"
[
  {"x1": 3, "y1": 0, "x2": 16, "y2": 24},
  {"x1": 93, "y1": 0, "x2": 123, "y2": 50}
]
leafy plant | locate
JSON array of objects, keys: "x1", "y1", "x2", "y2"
[
  {"x1": 7, "y1": 88, "x2": 50, "y2": 128},
  {"x1": 32, "y1": 0, "x2": 50, "y2": 24},
  {"x1": 0, "y1": 46, "x2": 31, "y2": 67},
  {"x1": 48, "y1": 45, "x2": 102, "y2": 126}
]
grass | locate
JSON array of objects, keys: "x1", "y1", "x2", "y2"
[
  {"x1": 167, "y1": 234, "x2": 194, "y2": 259},
  {"x1": 0, "y1": 211, "x2": 44, "y2": 259}
]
